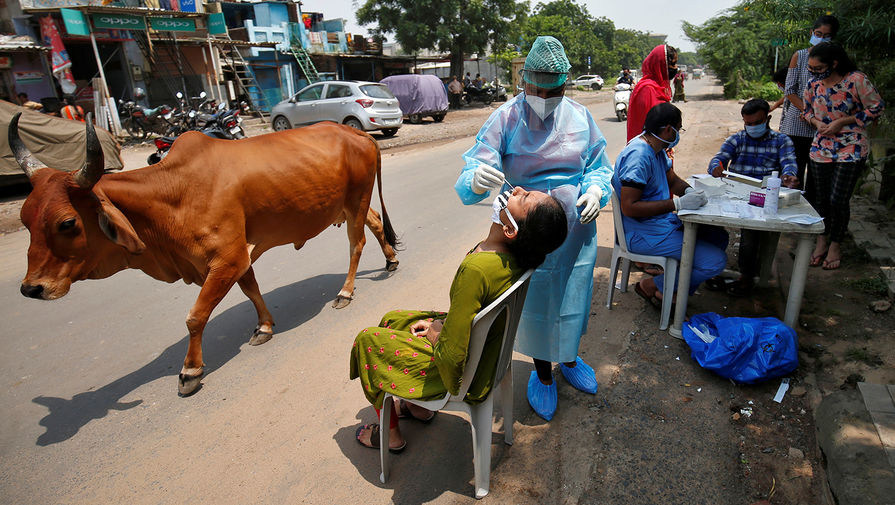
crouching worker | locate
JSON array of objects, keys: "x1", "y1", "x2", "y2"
[
  {"x1": 708, "y1": 98, "x2": 800, "y2": 296},
  {"x1": 351, "y1": 187, "x2": 567, "y2": 453},
  {"x1": 613, "y1": 102, "x2": 728, "y2": 306}
]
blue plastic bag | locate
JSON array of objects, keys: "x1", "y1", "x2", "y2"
[{"x1": 682, "y1": 312, "x2": 798, "y2": 384}]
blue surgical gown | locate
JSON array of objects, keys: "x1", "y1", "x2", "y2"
[
  {"x1": 610, "y1": 136, "x2": 681, "y2": 249},
  {"x1": 455, "y1": 93, "x2": 614, "y2": 363}
]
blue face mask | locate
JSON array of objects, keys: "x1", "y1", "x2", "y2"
[
  {"x1": 809, "y1": 34, "x2": 831, "y2": 46},
  {"x1": 651, "y1": 126, "x2": 680, "y2": 149},
  {"x1": 745, "y1": 122, "x2": 769, "y2": 138}
]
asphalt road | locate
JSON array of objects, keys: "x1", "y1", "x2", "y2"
[{"x1": 0, "y1": 79, "x2": 726, "y2": 504}]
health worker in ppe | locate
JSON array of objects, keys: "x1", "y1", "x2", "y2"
[
  {"x1": 612, "y1": 102, "x2": 728, "y2": 306},
  {"x1": 454, "y1": 35, "x2": 614, "y2": 421}
]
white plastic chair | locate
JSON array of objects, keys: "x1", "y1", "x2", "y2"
[
  {"x1": 379, "y1": 268, "x2": 534, "y2": 499},
  {"x1": 606, "y1": 192, "x2": 678, "y2": 330}
]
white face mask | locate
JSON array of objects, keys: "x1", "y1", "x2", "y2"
[
  {"x1": 490, "y1": 190, "x2": 518, "y2": 232},
  {"x1": 525, "y1": 94, "x2": 562, "y2": 120}
]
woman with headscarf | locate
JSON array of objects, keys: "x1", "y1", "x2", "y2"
[
  {"x1": 627, "y1": 44, "x2": 677, "y2": 142},
  {"x1": 454, "y1": 36, "x2": 614, "y2": 421}
]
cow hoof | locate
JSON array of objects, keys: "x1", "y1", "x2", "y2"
[
  {"x1": 385, "y1": 260, "x2": 399, "y2": 272},
  {"x1": 178, "y1": 371, "x2": 203, "y2": 396},
  {"x1": 249, "y1": 328, "x2": 273, "y2": 346},
  {"x1": 332, "y1": 295, "x2": 352, "y2": 309}
]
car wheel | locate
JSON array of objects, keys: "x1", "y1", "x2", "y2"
[
  {"x1": 591, "y1": 83, "x2": 602, "y2": 90},
  {"x1": 272, "y1": 116, "x2": 291, "y2": 131},
  {"x1": 344, "y1": 118, "x2": 363, "y2": 130},
  {"x1": 408, "y1": 114, "x2": 422, "y2": 124},
  {"x1": 432, "y1": 113, "x2": 445, "y2": 123},
  {"x1": 380, "y1": 128, "x2": 398, "y2": 137}
]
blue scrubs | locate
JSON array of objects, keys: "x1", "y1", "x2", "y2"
[
  {"x1": 612, "y1": 136, "x2": 728, "y2": 294},
  {"x1": 455, "y1": 93, "x2": 614, "y2": 363}
]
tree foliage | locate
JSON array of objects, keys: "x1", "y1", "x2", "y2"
[
  {"x1": 521, "y1": 0, "x2": 653, "y2": 78},
  {"x1": 356, "y1": 0, "x2": 529, "y2": 79}
]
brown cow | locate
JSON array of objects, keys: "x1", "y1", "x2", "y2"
[{"x1": 10, "y1": 113, "x2": 398, "y2": 395}]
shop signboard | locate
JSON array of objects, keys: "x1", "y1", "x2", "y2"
[
  {"x1": 14, "y1": 71, "x2": 45, "y2": 83},
  {"x1": 91, "y1": 13, "x2": 146, "y2": 30},
  {"x1": 149, "y1": 17, "x2": 196, "y2": 32},
  {"x1": 207, "y1": 12, "x2": 227, "y2": 35},
  {"x1": 179, "y1": 0, "x2": 197, "y2": 13},
  {"x1": 60, "y1": 8, "x2": 90, "y2": 36}
]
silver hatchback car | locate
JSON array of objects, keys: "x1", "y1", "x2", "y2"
[{"x1": 270, "y1": 80, "x2": 403, "y2": 136}]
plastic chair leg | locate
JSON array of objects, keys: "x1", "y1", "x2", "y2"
[
  {"x1": 620, "y1": 257, "x2": 632, "y2": 292},
  {"x1": 499, "y1": 365, "x2": 514, "y2": 445},
  {"x1": 379, "y1": 395, "x2": 393, "y2": 484},
  {"x1": 606, "y1": 249, "x2": 620, "y2": 308},
  {"x1": 469, "y1": 398, "x2": 494, "y2": 499},
  {"x1": 659, "y1": 259, "x2": 678, "y2": 330}
]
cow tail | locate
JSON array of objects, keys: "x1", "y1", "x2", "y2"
[{"x1": 374, "y1": 145, "x2": 399, "y2": 249}]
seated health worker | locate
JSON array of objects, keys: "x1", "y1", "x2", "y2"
[
  {"x1": 708, "y1": 98, "x2": 799, "y2": 296},
  {"x1": 351, "y1": 187, "x2": 567, "y2": 453},
  {"x1": 613, "y1": 102, "x2": 728, "y2": 305},
  {"x1": 454, "y1": 35, "x2": 614, "y2": 421}
]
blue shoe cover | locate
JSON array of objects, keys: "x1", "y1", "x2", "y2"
[
  {"x1": 560, "y1": 356, "x2": 598, "y2": 394},
  {"x1": 527, "y1": 371, "x2": 557, "y2": 421}
]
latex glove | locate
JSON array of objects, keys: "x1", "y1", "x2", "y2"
[
  {"x1": 471, "y1": 163, "x2": 505, "y2": 194},
  {"x1": 576, "y1": 186, "x2": 603, "y2": 224},
  {"x1": 684, "y1": 186, "x2": 696, "y2": 195},
  {"x1": 673, "y1": 190, "x2": 707, "y2": 211}
]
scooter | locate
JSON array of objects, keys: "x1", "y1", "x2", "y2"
[
  {"x1": 613, "y1": 83, "x2": 632, "y2": 122},
  {"x1": 482, "y1": 78, "x2": 507, "y2": 102}
]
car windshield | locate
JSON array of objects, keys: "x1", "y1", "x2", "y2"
[{"x1": 360, "y1": 84, "x2": 394, "y2": 99}]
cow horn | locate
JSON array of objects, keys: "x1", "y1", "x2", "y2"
[
  {"x1": 8, "y1": 112, "x2": 48, "y2": 179},
  {"x1": 74, "y1": 113, "x2": 105, "y2": 189}
]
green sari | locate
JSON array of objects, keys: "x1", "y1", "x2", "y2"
[{"x1": 349, "y1": 251, "x2": 522, "y2": 409}]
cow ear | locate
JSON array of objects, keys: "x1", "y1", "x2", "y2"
[{"x1": 96, "y1": 199, "x2": 146, "y2": 254}]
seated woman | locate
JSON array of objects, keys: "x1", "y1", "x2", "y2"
[{"x1": 351, "y1": 187, "x2": 568, "y2": 452}]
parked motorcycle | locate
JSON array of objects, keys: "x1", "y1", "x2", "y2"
[
  {"x1": 460, "y1": 85, "x2": 494, "y2": 106},
  {"x1": 613, "y1": 83, "x2": 632, "y2": 122},
  {"x1": 482, "y1": 78, "x2": 507, "y2": 102},
  {"x1": 118, "y1": 99, "x2": 176, "y2": 139},
  {"x1": 146, "y1": 101, "x2": 245, "y2": 165}
]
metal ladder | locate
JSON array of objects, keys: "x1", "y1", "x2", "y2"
[
  {"x1": 216, "y1": 38, "x2": 271, "y2": 120},
  {"x1": 288, "y1": 23, "x2": 319, "y2": 84}
]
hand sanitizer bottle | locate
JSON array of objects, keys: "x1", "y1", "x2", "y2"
[{"x1": 765, "y1": 171, "x2": 781, "y2": 216}]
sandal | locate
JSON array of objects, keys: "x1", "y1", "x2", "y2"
[
  {"x1": 634, "y1": 281, "x2": 662, "y2": 309},
  {"x1": 635, "y1": 263, "x2": 664, "y2": 276},
  {"x1": 704, "y1": 275, "x2": 733, "y2": 292},
  {"x1": 396, "y1": 400, "x2": 436, "y2": 423},
  {"x1": 355, "y1": 423, "x2": 406, "y2": 454},
  {"x1": 726, "y1": 279, "x2": 754, "y2": 298},
  {"x1": 822, "y1": 257, "x2": 841, "y2": 270},
  {"x1": 810, "y1": 253, "x2": 826, "y2": 267}
]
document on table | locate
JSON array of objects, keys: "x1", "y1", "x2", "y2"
[{"x1": 677, "y1": 199, "x2": 824, "y2": 225}]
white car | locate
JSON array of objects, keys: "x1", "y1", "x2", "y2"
[{"x1": 569, "y1": 74, "x2": 604, "y2": 90}]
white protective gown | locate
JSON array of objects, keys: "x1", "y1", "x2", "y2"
[{"x1": 455, "y1": 93, "x2": 614, "y2": 363}]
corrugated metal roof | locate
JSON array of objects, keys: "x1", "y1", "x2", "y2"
[{"x1": 0, "y1": 35, "x2": 49, "y2": 52}]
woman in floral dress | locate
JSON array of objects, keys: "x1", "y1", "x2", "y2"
[
  {"x1": 803, "y1": 42, "x2": 884, "y2": 270},
  {"x1": 351, "y1": 187, "x2": 568, "y2": 452}
]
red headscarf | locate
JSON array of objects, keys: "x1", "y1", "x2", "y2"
[{"x1": 626, "y1": 45, "x2": 672, "y2": 141}]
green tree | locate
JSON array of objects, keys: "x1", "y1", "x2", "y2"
[
  {"x1": 682, "y1": 6, "x2": 777, "y2": 97},
  {"x1": 521, "y1": 0, "x2": 615, "y2": 77},
  {"x1": 613, "y1": 28, "x2": 654, "y2": 70},
  {"x1": 356, "y1": 0, "x2": 529, "y2": 79}
]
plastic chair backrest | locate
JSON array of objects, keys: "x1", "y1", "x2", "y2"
[
  {"x1": 610, "y1": 191, "x2": 631, "y2": 254},
  {"x1": 452, "y1": 269, "x2": 534, "y2": 401}
]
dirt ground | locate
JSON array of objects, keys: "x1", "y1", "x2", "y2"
[{"x1": 2, "y1": 84, "x2": 892, "y2": 504}]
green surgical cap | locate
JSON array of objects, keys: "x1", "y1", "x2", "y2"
[{"x1": 523, "y1": 36, "x2": 571, "y2": 88}]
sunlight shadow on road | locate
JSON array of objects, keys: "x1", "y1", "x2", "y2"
[{"x1": 30, "y1": 269, "x2": 388, "y2": 446}]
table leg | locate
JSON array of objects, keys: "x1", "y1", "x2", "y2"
[
  {"x1": 757, "y1": 232, "x2": 781, "y2": 287},
  {"x1": 784, "y1": 234, "x2": 814, "y2": 328},
  {"x1": 669, "y1": 222, "x2": 698, "y2": 339}
]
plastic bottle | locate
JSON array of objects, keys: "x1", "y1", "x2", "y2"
[{"x1": 765, "y1": 171, "x2": 781, "y2": 216}]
